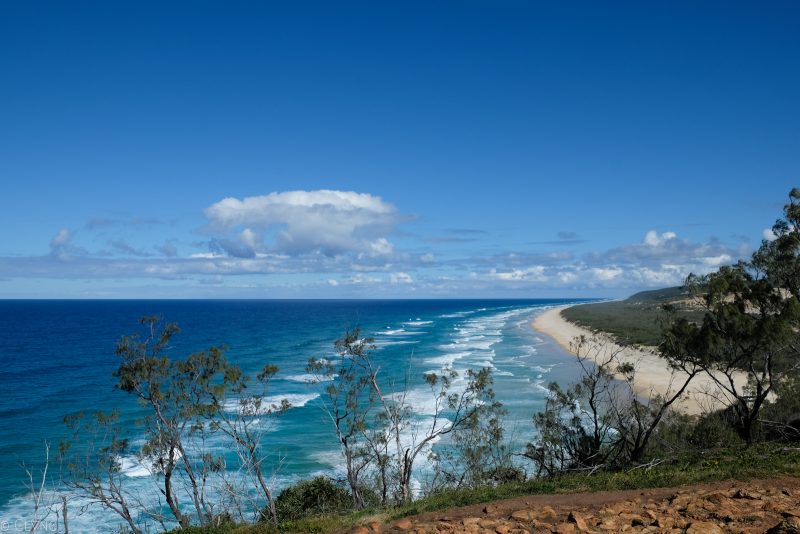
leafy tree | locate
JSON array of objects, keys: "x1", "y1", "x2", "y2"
[
  {"x1": 205, "y1": 362, "x2": 287, "y2": 523},
  {"x1": 306, "y1": 329, "x2": 377, "y2": 509},
  {"x1": 309, "y1": 329, "x2": 501, "y2": 505},
  {"x1": 60, "y1": 317, "x2": 286, "y2": 531},
  {"x1": 62, "y1": 411, "x2": 146, "y2": 534},
  {"x1": 386, "y1": 367, "x2": 497, "y2": 502},
  {"x1": 527, "y1": 334, "x2": 700, "y2": 474},
  {"x1": 429, "y1": 386, "x2": 516, "y2": 490},
  {"x1": 661, "y1": 188, "x2": 800, "y2": 443}
]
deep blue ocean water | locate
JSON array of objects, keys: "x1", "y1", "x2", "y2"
[{"x1": 0, "y1": 299, "x2": 589, "y2": 532}]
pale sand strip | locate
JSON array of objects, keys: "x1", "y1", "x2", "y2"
[{"x1": 532, "y1": 306, "x2": 747, "y2": 416}]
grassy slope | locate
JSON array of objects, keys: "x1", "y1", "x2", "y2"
[
  {"x1": 561, "y1": 286, "x2": 704, "y2": 346},
  {"x1": 177, "y1": 443, "x2": 800, "y2": 533}
]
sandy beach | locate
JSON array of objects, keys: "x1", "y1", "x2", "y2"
[{"x1": 532, "y1": 306, "x2": 746, "y2": 415}]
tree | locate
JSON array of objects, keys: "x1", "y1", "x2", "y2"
[
  {"x1": 526, "y1": 334, "x2": 700, "y2": 474},
  {"x1": 62, "y1": 317, "x2": 285, "y2": 531},
  {"x1": 206, "y1": 362, "x2": 287, "y2": 523},
  {"x1": 62, "y1": 411, "x2": 146, "y2": 534},
  {"x1": 526, "y1": 336, "x2": 620, "y2": 475},
  {"x1": 306, "y1": 329, "x2": 377, "y2": 509},
  {"x1": 309, "y1": 328, "x2": 501, "y2": 505},
  {"x1": 384, "y1": 366, "x2": 497, "y2": 503},
  {"x1": 429, "y1": 385, "x2": 514, "y2": 490},
  {"x1": 661, "y1": 189, "x2": 800, "y2": 443}
]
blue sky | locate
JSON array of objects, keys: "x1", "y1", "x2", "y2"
[{"x1": 1, "y1": 1, "x2": 798, "y2": 298}]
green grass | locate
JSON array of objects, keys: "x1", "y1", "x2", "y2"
[
  {"x1": 562, "y1": 286, "x2": 704, "y2": 346},
  {"x1": 172, "y1": 443, "x2": 800, "y2": 533}
]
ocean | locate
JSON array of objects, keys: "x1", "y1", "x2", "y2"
[{"x1": 0, "y1": 299, "x2": 589, "y2": 532}]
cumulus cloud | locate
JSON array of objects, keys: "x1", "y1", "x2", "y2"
[
  {"x1": 644, "y1": 230, "x2": 677, "y2": 247},
  {"x1": 0, "y1": 209, "x2": 754, "y2": 298},
  {"x1": 489, "y1": 266, "x2": 547, "y2": 282},
  {"x1": 481, "y1": 230, "x2": 741, "y2": 291},
  {"x1": 50, "y1": 229, "x2": 72, "y2": 248},
  {"x1": 48, "y1": 228, "x2": 87, "y2": 259},
  {"x1": 591, "y1": 267, "x2": 623, "y2": 281},
  {"x1": 204, "y1": 190, "x2": 401, "y2": 256},
  {"x1": 390, "y1": 272, "x2": 413, "y2": 284},
  {"x1": 763, "y1": 228, "x2": 778, "y2": 241}
]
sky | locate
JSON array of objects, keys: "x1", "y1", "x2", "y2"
[{"x1": 0, "y1": 1, "x2": 798, "y2": 299}]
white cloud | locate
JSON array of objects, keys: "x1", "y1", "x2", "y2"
[
  {"x1": 48, "y1": 228, "x2": 87, "y2": 259},
  {"x1": 700, "y1": 254, "x2": 732, "y2": 266},
  {"x1": 390, "y1": 272, "x2": 413, "y2": 284},
  {"x1": 489, "y1": 266, "x2": 547, "y2": 282},
  {"x1": 644, "y1": 230, "x2": 677, "y2": 247},
  {"x1": 763, "y1": 228, "x2": 777, "y2": 241},
  {"x1": 366, "y1": 237, "x2": 394, "y2": 256},
  {"x1": 204, "y1": 190, "x2": 400, "y2": 256},
  {"x1": 558, "y1": 271, "x2": 578, "y2": 284},
  {"x1": 50, "y1": 229, "x2": 72, "y2": 248},
  {"x1": 344, "y1": 274, "x2": 381, "y2": 285},
  {"x1": 591, "y1": 267, "x2": 623, "y2": 281}
]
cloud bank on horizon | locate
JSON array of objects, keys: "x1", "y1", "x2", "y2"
[{"x1": 0, "y1": 188, "x2": 756, "y2": 298}]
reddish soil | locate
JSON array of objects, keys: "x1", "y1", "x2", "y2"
[{"x1": 347, "y1": 477, "x2": 800, "y2": 533}]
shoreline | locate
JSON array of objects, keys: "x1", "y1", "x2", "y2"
[{"x1": 532, "y1": 305, "x2": 742, "y2": 416}]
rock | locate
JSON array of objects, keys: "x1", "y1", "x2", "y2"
[
  {"x1": 495, "y1": 525, "x2": 510, "y2": 534},
  {"x1": 686, "y1": 521, "x2": 724, "y2": 534},
  {"x1": 598, "y1": 518, "x2": 618, "y2": 531},
  {"x1": 510, "y1": 509, "x2": 535, "y2": 522},
  {"x1": 568, "y1": 511, "x2": 589, "y2": 531},
  {"x1": 369, "y1": 520, "x2": 383, "y2": 532},
  {"x1": 734, "y1": 489, "x2": 764, "y2": 500},
  {"x1": 351, "y1": 527, "x2": 370, "y2": 534},
  {"x1": 619, "y1": 512, "x2": 648, "y2": 526},
  {"x1": 395, "y1": 518, "x2": 414, "y2": 530},
  {"x1": 554, "y1": 523, "x2": 576, "y2": 534},
  {"x1": 654, "y1": 516, "x2": 675, "y2": 529},
  {"x1": 539, "y1": 506, "x2": 557, "y2": 519},
  {"x1": 767, "y1": 516, "x2": 800, "y2": 534}
]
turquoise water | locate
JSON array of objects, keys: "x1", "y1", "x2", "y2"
[{"x1": 0, "y1": 299, "x2": 589, "y2": 531}]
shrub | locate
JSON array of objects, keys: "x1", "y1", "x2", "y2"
[{"x1": 271, "y1": 476, "x2": 354, "y2": 522}]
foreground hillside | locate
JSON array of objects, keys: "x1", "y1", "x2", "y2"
[
  {"x1": 179, "y1": 444, "x2": 800, "y2": 533},
  {"x1": 361, "y1": 476, "x2": 800, "y2": 534}
]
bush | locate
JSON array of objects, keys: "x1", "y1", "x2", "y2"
[
  {"x1": 690, "y1": 410, "x2": 743, "y2": 449},
  {"x1": 271, "y1": 476, "x2": 354, "y2": 521},
  {"x1": 760, "y1": 374, "x2": 800, "y2": 441}
]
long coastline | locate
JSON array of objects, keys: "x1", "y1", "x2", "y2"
[{"x1": 532, "y1": 305, "x2": 745, "y2": 416}]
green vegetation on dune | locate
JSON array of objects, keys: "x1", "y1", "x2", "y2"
[{"x1": 562, "y1": 287, "x2": 704, "y2": 346}]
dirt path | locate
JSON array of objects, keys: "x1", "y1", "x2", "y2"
[{"x1": 347, "y1": 476, "x2": 800, "y2": 533}]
